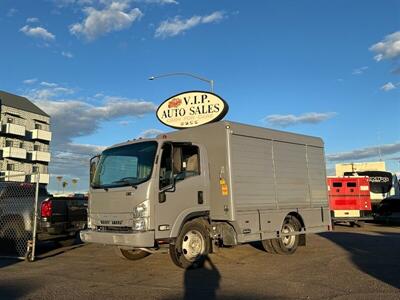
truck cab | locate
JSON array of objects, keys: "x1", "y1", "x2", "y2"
[{"x1": 81, "y1": 138, "x2": 210, "y2": 267}]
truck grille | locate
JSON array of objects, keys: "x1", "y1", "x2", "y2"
[
  {"x1": 96, "y1": 226, "x2": 133, "y2": 233},
  {"x1": 100, "y1": 220, "x2": 123, "y2": 225}
]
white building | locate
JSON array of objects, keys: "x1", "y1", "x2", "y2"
[
  {"x1": 0, "y1": 91, "x2": 51, "y2": 184},
  {"x1": 335, "y1": 161, "x2": 386, "y2": 176}
]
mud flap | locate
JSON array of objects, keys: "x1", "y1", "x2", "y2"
[{"x1": 299, "y1": 234, "x2": 306, "y2": 246}]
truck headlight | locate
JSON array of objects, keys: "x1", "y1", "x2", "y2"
[
  {"x1": 133, "y1": 218, "x2": 148, "y2": 231},
  {"x1": 133, "y1": 201, "x2": 149, "y2": 231},
  {"x1": 133, "y1": 201, "x2": 149, "y2": 218}
]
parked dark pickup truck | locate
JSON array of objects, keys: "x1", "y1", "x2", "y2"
[
  {"x1": 39, "y1": 194, "x2": 88, "y2": 244},
  {"x1": 0, "y1": 182, "x2": 87, "y2": 256},
  {"x1": 375, "y1": 195, "x2": 400, "y2": 223}
]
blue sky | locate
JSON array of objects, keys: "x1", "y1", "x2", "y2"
[{"x1": 1, "y1": 0, "x2": 399, "y2": 192}]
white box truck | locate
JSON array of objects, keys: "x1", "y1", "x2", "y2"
[{"x1": 81, "y1": 121, "x2": 331, "y2": 268}]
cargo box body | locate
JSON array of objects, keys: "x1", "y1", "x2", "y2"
[{"x1": 165, "y1": 121, "x2": 331, "y2": 242}]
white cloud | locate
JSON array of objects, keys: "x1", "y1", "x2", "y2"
[
  {"x1": 20, "y1": 25, "x2": 56, "y2": 41},
  {"x1": 326, "y1": 142, "x2": 400, "y2": 162},
  {"x1": 40, "y1": 81, "x2": 58, "y2": 87},
  {"x1": 155, "y1": 11, "x2": 225, "y2": 38},
  {"x1": 32, "y1": 96, "x2": 156, "y2": 191},
  {"x1": 33, "y1": 97, "x2": 156, "y2": 146},
  {"x1": 22, "y1": 81, "x2": 156, "y2": 191},
  {"x1": 94, "y1": 92, "x2": 105, "y2": 98},
  {"x1": 26, "y1": 84, "x2": 75, "y2": 100},
  {"x1": 26, "y1": 17, "x2": 40, "y2": 23},
  {"x1": 23, "y1": 78, "x2": 38, "y2": 85},
  {"x1": 137, "y1": 128, "x2": 164, "y2": 138},
  {"x1": 50, "y1": 142, "x2": 106, "y2": 191},
  {"x1": 202, "y1": 11, "x2": 224, "y2": 23},
  {"x1": 61, "y1": 51, "x2": 74, "y2": 58},
  {"x1": 70, "y1": 2, "x2": 143, "y2": 41},
  {"x1": 263, "y1": 112, "x2": 336, "y2": 127},
  {"x1": 352, "y1": 66, "x2": 368, "y2": 75},
  {"x1": 381, "y1": 82, "x2": 397, "y2": 92},
  {"x1": 370, "y1": 31, "x2": 400, "y2": 62},
  {"x1": 52, "y1": 0, "x2": 94, "y2": 7},
  {"x1": 63, "y1": 143, "x2": 106, "y2": 155}
]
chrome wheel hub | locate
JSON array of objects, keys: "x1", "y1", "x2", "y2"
[
  {"x1": 181, "y1": 230, "x2": 205, "y2": 261},
  {"x1": 282, "y1": 224, "x2": 296, "y2": 249}
]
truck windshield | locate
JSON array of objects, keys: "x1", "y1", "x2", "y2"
[{"x1": 91, "y1": 141, "x2": 158, "y2": 189}]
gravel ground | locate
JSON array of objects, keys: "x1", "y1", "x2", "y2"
[{"x1": 1, "y1": 223, "x2": 400, "y2": 300}]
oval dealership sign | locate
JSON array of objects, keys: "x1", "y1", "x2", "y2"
[{"x1": 156, "y1": 91, "x2": 229, "y2": 129}]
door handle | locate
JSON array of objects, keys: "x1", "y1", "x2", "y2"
[
  {"x1": 198, "y1": 191, "x2": 203, "y2": 204},
  {"x1": 159, "y1": 192, "x2": 166, "y2": 203}
]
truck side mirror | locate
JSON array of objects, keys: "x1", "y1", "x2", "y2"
[
  {"x1": 166, "y1": 177, "x2": 176, "y2": 193},
  {"x1": 89, "y1": 155, "x2": 100, "y2": 183},
  {"x1": 160, "y1": 177, "x2": 176, "y2": 194},
  {"x1": 159, "y1": 177, "x2": 176, "y2": 202}
]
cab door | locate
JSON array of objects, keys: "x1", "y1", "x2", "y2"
[{"x1": 155, "y1": 142, "x2": 209, "y2": 240}]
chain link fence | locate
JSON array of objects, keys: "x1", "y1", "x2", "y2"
[{"x1": 0, "y1": 173, "x2": 40, "y2": 261}]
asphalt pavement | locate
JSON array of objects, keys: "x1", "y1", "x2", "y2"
[{"x1": 1, "y1": 223, "x2": 400, "y2": 299}]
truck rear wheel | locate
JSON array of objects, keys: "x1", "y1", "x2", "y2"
[
  {"x1": 261, "y1": 239, "x2": 278, "y2": 254},
  {"x1": 169, "y1": 219, "x2": 211, "y2": 269},
  {"x1": 116, "y1": 247, "x2": 151, "y2": 260},
  {"x1": 271, "y1": 216, "x2": 301, "y2": 255}
]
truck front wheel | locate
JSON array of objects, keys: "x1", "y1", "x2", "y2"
[
  {"x1": 271, "y1": 216, "x2": 301, "y2": 255},
  {"x1": 116, "y1": 247, "x2": 151, "y2": 260},
  {"x1": 169, "y1": 219, "x2": 211, "y2": 269}
]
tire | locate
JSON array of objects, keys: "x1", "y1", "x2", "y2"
[
  {"x1": 350, "y1": 221, "x2": 364, "y2": 228},
  {"x1": 261, "y1": 239, "x2": 278, "y2": 254},
  {"x1": 116, "y1": 247, "x2": 151, "y2": 260},
  {"x1": 271, "y1": 216, "x2": 301, "y2": 255},
  {"x1": 169, "y1": 219, "x2": 211, "y2": 269},
  {"x1": 57, "y1": 232, "x2": 82, "y2": 247},
  {"x1": 57, "y1": 238, "x2": 77, "y2": 247},
  {"x1": 357, "y1": 221, "x2": 365, "y2": 227}
]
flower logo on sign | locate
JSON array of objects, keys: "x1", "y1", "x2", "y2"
[{"x1": 168, "y1": 98, "x2": 182, "y2": 108}]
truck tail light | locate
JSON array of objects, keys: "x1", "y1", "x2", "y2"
[{"x1": 41, "y1": 200, "x2": 52, "y2": 218}]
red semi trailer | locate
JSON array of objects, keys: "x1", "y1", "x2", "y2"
[{"x1": 327, "y1": 176, "x2": 373, "y2": 226}]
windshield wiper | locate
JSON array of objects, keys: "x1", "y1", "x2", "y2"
[{"x1": 112, "y1": 177, "x2": 138, "y2": 189}]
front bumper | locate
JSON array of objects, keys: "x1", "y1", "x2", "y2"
[
  {"x1": 80, "y1": 229, "x2": 155, "y2": 247},
  {"x1": 331, "y1": 210, "x2": 373, "y2": 221}
]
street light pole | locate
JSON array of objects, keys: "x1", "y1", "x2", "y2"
[{"x1": 149, "y1": 72, "x2": 214, "y2": 92}]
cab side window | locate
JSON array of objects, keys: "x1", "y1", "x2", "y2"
[
  {"x1": 174, "y1": 145, "x2": 200, "y2": 181},
  {"x1": 159, "y1": 144, "x2": 200, "y2": 189}
]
